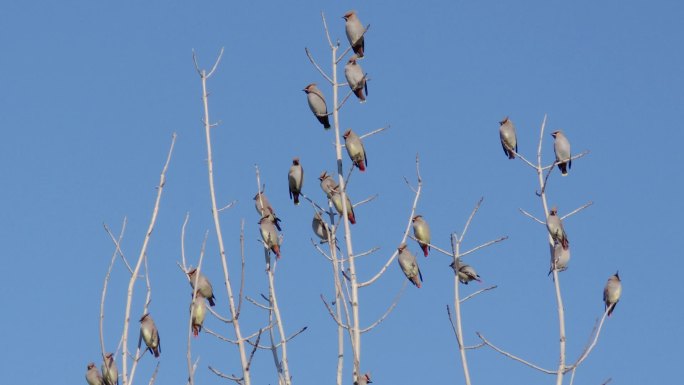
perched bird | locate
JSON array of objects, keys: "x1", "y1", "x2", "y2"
[
  {"x1": 354, "y1": 373, "x2": 373, "y2": 385},
  {"x1": 190, "y1": 291, "x2": 207, "y2": 337},
  {"x1": 259, "y1": 216, "x2": 281, "y2": 259},
  {"x1": 319, "y1": 171, "x2": 338, "y2": 199},
  {"x1": 343, "y1": 10, "x2": 365, "y2": 58},
  {"x1": 331, "y1": 188, "x2": 356, "y2": 224},
  {"x1": 603, "y1": 271, "x2": 622, "y2": 316},
  {"x1": 303, "y1": 83, "x2": 331, "y2": 129},
  {"x1": 254, "y1": 191, "x2": 282, "y2": 231},
  {"x1": 288, "y1": 157, "x2": 304, "y2": 205},
  {"x1": 412, "y1": 215, "x2": 431, "y2": 257},
  {"x1": 86, "y1": 362, "x2": 103, "y2": 385},
  {"x1": 101, "y1": 353, "x2": 118, "y2": 385},
  {"x1": 551, "y1": 130, "x2": 572, "y2": 176},
  {"x1": 499, "y1": 116, "x2": 518, "y2": 159},
  {"x1": 548, "y1": 241, "x2": 571, "y2": 275},
  {"x1": 451, "y1": 259, "x2": 481, "y2": 285},
  {"x1": 546, "y1": 206, "x2": 569, "y2": 250},
  {"x1": 344, "y1": 55, "x2": 367, "y2": 102},
  {"x1": 397, "y1": 243, "x2": 422, "y2": 288},
  {"x1": 312, "y1": 211, "x2": 332, "y2": 243},
  {"x1": 343, "y1": 129, "x2": 367, "y2": 172},
  {"x1": 138, "y1": 313, "x2": 161, "y2": 358},
  {"x1": 187, "y1": 267, "x2": 216, "y2": 307}
]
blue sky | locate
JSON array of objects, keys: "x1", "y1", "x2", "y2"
[{"x1": 1, "y1": 1, "x2": 682, "y2": 384}]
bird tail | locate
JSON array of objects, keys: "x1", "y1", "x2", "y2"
[
  {"x1": 348, "y1": 212, "x2": 356, "y2": 224},
  {"x1": 607, "y1": 302, "x2": 617, "y2": 317},
  {"x1": 273, "y1": 244, "x2": 281, "y2": 259},
  {"x1": 559, "y1": 162, "x2": 568, "y2": 176},
  {"x1": 319, "y1": 115, "x2": 331, "y2": 129},
  {"x1": 354, "y1": 87, "x2": 366, "y2": 102},
  {"x1": 208, "y1": 296, "x2": 216, "y2": 307},
  {"x1": 293, "y1": 193, "x2": 300, "y2": 205},
  {"x1": 421, "y1": 244, "x2": 429, "y2": 257},
  {"x1": 357, "y1": 161, "x2": 366, "y2": 172},
  {"x1": 274, "y1": 217, "x2": 283, "y2": 231},
  {"x1": 561, "y1": 237, "x2": 569, "y2": 250}
]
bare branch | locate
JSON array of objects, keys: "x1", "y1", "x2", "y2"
[
  {"x1": 321, "y1": 294, "x2": 349, "y2": 329},
  {"x1": 305, "y1": 47, "x2": 334, "y2": 85},
  {"x1": 358, "y1": 125, "x2": 389, "y2": 141},
  {"x1": 218, "y1": 200, "x2": 237, "y2": 212},
  {"x1": 457, "y1": 197, "x2": 484, "y2": 243},
  {"x1": 352, "y1": 194, "x2": 379, "y2": 208},
  {"x1": 100, "y1": 217, "x2": 127, "y2": 359},
  {"x1": 320, "y1": 11, "x2": 334, "y2": 49},
  {"x1": 361, "y1": 282, "x2": 407, "y2": 333},
  {"x1": 477, "y1": 332, "x2": 555, "y2": 374},
  {"x1": 336, "y1": 88, "x2": 355, "y2": 111},
  {"x1": 519, "y1": 208, "x2": 546, "y2": 225},
  {"x1": 103, "y1": 223, "x2": 133, "y2": 274},
  {"x1": 459, "y1": 236, "x2": 508, "y2": 258},
  {"x1": 408, "y1": 235, "x2": 453, "y2": 257},
  {"x1": 121, "y1": 133, "x2": 176, "y2": 385},
  {"x1": 147, "y1": 362, "x2": 160, "y2": 385},
  {"x1": 541, "y1": 150, "x2": 590, "y2": 171},
  {"x1": 565, "y1": 311, "x2": 610, "y2": 372},
  {"x1": 246, "y1": 326, "x2": 308, "y2": 350},
  {"x1": 245, "y1": 295, "x2": 272, "y2": 310},
  {"x1": 561, "y1": 201, "x2": 594, "y2": 221},
  {"x1": 460, "y1": 285, "x2": 498, "y2": 303},
  {"x1": 208, "y1": 366, "x2": 243, "y2": 383},
  {"x1": 206, "y1": 47, "x2": 225, "y2": 78}
]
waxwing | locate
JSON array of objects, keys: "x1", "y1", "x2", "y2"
[
  {"x1": 190, "y1": 291, "x2": 207, "y2": 337},
  {"x1": 331, "y1": 188, "x2": 356, "y2": 224},
  {"x1": 397, "y1": 243, "x2": 422, "y2": 288},
  {"x1": 187, "y1": 267, "x2": 216, "y2": 307},
  {"x1": 345, "y1": 55, "x2": 367, "y2": 102},
  {"x1": 138, "y1": 313, "x2": 161, "y2": 358},
  {"x1": 86, "y1": 362, "x2": 103, "y2": 385},
  {"x1": 343, "y1": 129, "x2": 367, "y2": 172},
  {"x1": 288, "y1": 157, "x2": 304, "y2": 205},
  {"x1": 101, "y1": 353, "x2": 118, "y2": 385},
  {"x1": 259, "y1": 216, "x2": 281, "y2": 259},
  {"x1": 412, "y1": 215, "x2": 431, "y2": 257},
  {"x1": 319, "y1": 171, "x2": 338, "y2": 199},
  {"x1": 303, "y1": 83, "x2": 331, "y2": 129},
  {"x1": 499, "y1": 116, "x2": 518, "y2": 159},
  {"x1": 254, "y1": 191, "x2": 282, "y2": 231},
  {"x1": 603, "y1": 271, "x2": 622, "y2": 316},
  {"x1": 548, "y1": 241, "x2": 570, "y2": 275},
  {"x1": 551, "y1": 130, "x2": 572, "y2": 176},
  {"x1": 343, "y1": 10, "x2": 365, "y2": 57},
  {"x1": 546, "y1": 206, "x2": 569, "y2": 250}
]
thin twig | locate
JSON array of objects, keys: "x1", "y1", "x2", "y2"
[
  {"x1": 305, "y1": 47, "x2": 334, "y2": 85},
  {"x1": 103, "y1": 223, "x2": 134, "y2": 274},
  {"x1": 458, "y1": 237, "x2": 508, "y2": 258},
  {"x1": 100, "y1": 218, "x2": 127, "y2": 359},
  {"x1": 519, "y1": 208, "x2": 546, "y2": 225},
  {"x1": 477, "y1": 332, "x2": 555, "y2": 374},
  {"x1": 361, "y1": 282, "x2": 407, "y2": 333},
  {"x1": 460, "y1": 285, "x2": 497, "y2": 303},
  {"x1": 561, "y1": 201, "x2": 594, "y2": 221}
]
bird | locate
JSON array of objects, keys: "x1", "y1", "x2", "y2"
[
  {"x1": 138, "y1": 313, "x2": 161, "y2": 358},
  {"x1": 319, "y1": 171, "x2": 338, "y2": 199},
  {"x1": 548, "y1": 241, "x2": 571, "y2": 275},
  {"x1": 354, "y1": 373, "x2": 373, "y2": 385},
  {"x1": 451, "y1": 259, "x2": 481, "y2": 285},
  {"x1": 187, "y1": 267, "x2": 216, "y2": 307},
  {"x1": 603, "y1": 271, "x2": 622, "y2": 316},
  {"x1": 312, "y1": 211, "x2": 332, "y2": 243},
  {"x1": 412, "y1": 215, "x2": 431, "y2": 257},
  {"x1": 343, "y1": 10, "x2": 365, "y2": 58},
  {"x1": 303, "y1": 83, "x2": 331, "y2": 129},
  {"x1": 331, "y1": 188, "x2": 356, "y2": 224},
  {"x1": 551, "y1": 130, "x2": 572, "y2": 176},
  {"x1": 499, "y1": 116, "x2": 518, "y2": 159},
  {"x1": 86, "y1": 362, "x2": 103, "y2": 385},
  {"x1": 344, "y1": 55, "x2": 367, "y2": 102},
  {"x1": 397, "y1": 243, "x2": 422, "y2": 288},
  {"x1": 288, "y1": 157, "x2": 304, "y2": 205},
  {"x1": 101, "y1": 353, "x2": 118, "y2": 385},
  {"x1": 190, "y1": 291, "x2": 207, "y2": 337},
  {"x1": 343, "y1": 129, "x2": 367, "y2": 172},
  {"x1": 259, "y1": 215, "x2": 281, "y2": 259},
  {"x1": 546, "y1": 206, "x2": 569, "y2": 250},
  {"x1": 254, "y1": 191, "x2": 282, "y2": 231}
]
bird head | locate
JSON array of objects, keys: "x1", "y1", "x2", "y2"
[{"x1": 343, "y1": 10, "x2": 356, "y2": 20}]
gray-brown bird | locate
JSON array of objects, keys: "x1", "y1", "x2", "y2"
[
  {"x1": 603, "y1": 271, "x2": 622, "y2": 316},
  {"x1": 288, "y1": 157, "x2": 303, "y2": 205},
  {"x1": 551, "y1": 130, "x2": 572, "y2": 176},
  {"x1": 312, "y1": 211, "x2": 331, "y2": 243},
  {"x1": 303, "y1": 83, "x2": 331, "y2": 129},
  {"x1": 254, "y1": 191, "x2": 282, "y2": 231},
  {"x1": 345, "y1": 55, "x2": 367, "y2": 102},
  {"x1": 319, "y1": 171, "x2": 339, "y2": 199},
  {"x1": 190, "y1": 291, "x2": 207, "y2": 337},
  {"x1": 546, "y1": 206, "x2": 569, "y2": 250},
  {"x1": 451, "y1": 259, "x2": 481, "y2": 285},
  {"x1": 343, "y1": 10, "x2": 365, "y2": 58},
  {"x1": 187, "y1": 267, "x2": 216, "y2": 307},
  {"x1": 331, "y1": 188, "x2": 356, "y2": 224},
  {"x1": 499, "y1": 116, "x2": 518, "y2": 159},
  {"x1": 101, "y1": 353, "x2": 118, "y2": 385},
  {"x1": 259, "y1": 216, "x2": 281, "y2": 259},
  {"x1": 354, "y1": 373, "x2": 373, "y2": 385},
  {"x1": 343, "y1": 129, "x2": 367, "y2": 172},
  {"x1": 412, "y1": 215, "x2": 431, "y2": 257},
  {"x1": 397, "y1": 243, "x2": 422, "y2": 288},
  {"x1": 548, "y1": 241, "x2": 571, "y2": 275},
  {"x1": 138, "y1": 313, "x2": 161, "y2": 358},
  {"x1": 86, "y1": 362, "x2": 103, "y2": 385}
]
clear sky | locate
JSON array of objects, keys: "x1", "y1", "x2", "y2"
[{"x1": 1, "y1": 1, "x2": 682, "y2": 384}]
